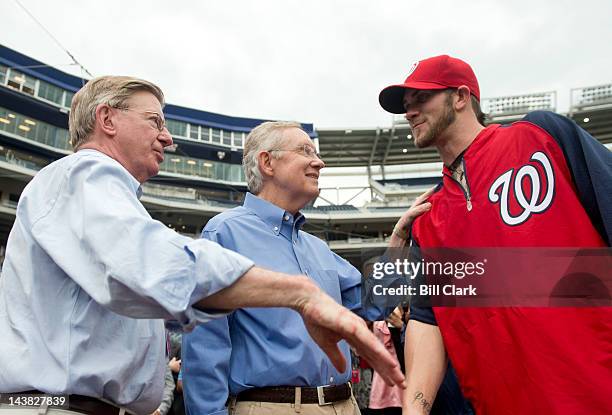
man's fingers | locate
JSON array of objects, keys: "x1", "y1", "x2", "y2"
[
  {"x1": 302, "y1": 308, "x2": 348, "y2": 374},
  {"x1": 301, "y1": 292, "x2": 404, "y2": 387},
  {"x1": 363, "y1": 344, "x2": 405, "y2": 386},
  {"x1": 413, "y1": 202, "x2": 432, "y2": 214},
  {"x1": 365, "y1": 345, "x2": 404, "y2": 387},
  {"x1": 402, "y1": 202, "x2": 432, "y2": 225},
  {"x1": 322, "y1": 342, "x2": 347, "y2": 373},
  {"x1": 414, "y1": 186, "x2": 436, "y2": 205},
  {"x1": 346, "y1": 320, "x2": 406, "y2": 387},
  {"x1": 380, "y1": 362, "x2": 405, "y2": 387},
  {"x1": 400, "y1": 188, "x2": 434, "y2": 226}
]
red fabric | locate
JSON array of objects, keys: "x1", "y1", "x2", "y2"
[
  {"x1": 359, "y1": 357, "x2": 371, "y2": 370},
  {"x1": 379, "y1": 55, "x2": 480, "y2": 114},
  {"x1": 412, "y1": 122, "x2": 612, "y2": 414}
]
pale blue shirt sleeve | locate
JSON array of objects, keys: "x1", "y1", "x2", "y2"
[
  {"x1": 183, "y1": 228, "x2": 233, "y2": 415},
  {"x1": 29, "y1": 152, "x2": 254, "y2": 328},
  {"x1": 0, "y1": 151, "x2": 257, "y2": 413}
]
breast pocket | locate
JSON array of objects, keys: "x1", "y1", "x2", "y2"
[{"x1": 310, "y1": 269, "x2": 342, "y2": 303}]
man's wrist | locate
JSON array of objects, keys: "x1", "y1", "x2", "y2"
[
  {"x1": 393, "y1": 223, "x2": 409, "y2": 240},
  {"x1": 288, "y1": 275, "x2": 320, "y2": 313}
]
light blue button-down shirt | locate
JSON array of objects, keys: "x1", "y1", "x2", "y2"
[
  {"x1": 0, "y1": 150, "x2": 254, "y2": 415},
  {"x1": 182, "y1": 193, "x2": 388, "y2": 415}
]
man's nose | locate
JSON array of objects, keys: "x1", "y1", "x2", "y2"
[
  {"x1": 404, "y1": 106, "x2": 419, "y2": 121},
  {"x1": 159, "y1": 127, "x2": 174, "y2": 147},
  {"x1": 312, "y1": 156, "x2": 325, "y2": 169}
]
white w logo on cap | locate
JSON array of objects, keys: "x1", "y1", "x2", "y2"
[
  {"x1": 406, "y1": 61, "x2": 419, "y2": 77},
  {"x1": 488, "y1": 151, "x2": 555, "y2": 226}
]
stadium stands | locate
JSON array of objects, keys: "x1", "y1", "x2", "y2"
[{"x1": 1, "y1": 43, "x2": 611, "y2": 269}]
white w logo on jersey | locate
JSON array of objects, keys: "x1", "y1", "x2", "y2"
[{"x1": 488, "y1": 151, "x2": 555, "y2": 226}]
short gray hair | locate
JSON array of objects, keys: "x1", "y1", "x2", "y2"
[
  {"x1": 69, "y1": 75, "x2": 164, "y2": 149},
  {"x1": 243, "y1": 121, "x2": 303, "y2": 194}
]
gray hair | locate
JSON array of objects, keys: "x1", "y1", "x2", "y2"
[
  {"x1": 69, "y1": 75, "x2": 164, "y2": 149},
  {"x1": 243, "y1": 121, "x2": 303, "y2": 194}
]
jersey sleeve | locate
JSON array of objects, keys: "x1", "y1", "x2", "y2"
[{"x1": 523, "y1": 111, "x2": 612, "y2": 245}]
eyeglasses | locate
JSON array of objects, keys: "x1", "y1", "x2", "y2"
[
  {"x1": 114, "y1": 107, "x2": 166, "y2": 132},
  {"x1": 269, "y1": 144, "x2": 322, "y2": 160}
]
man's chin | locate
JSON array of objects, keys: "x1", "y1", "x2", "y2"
[
  {"x1": 147, "y1": 165, "x2": 161, "y2": 179},
  {"x1": 414, "y1": 138, "x2": 432, "y2": 149},
  {"x1": 306, "y1": 187, "x2": 320, "y2": 202}
]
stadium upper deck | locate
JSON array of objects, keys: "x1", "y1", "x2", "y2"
[
  {"x1": 0, "y1": 44, "x2": 610, "y2": 267},
  {"x1": 318, "y1": 86, "x2": 612, "y2": 167}
]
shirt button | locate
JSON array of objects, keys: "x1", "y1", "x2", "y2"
[
  {"x1": 273, "y1": 226, "x2": 279, "y2": 232},
  {"x1": 284, "y1": 214, "x2": 290, "y2": 221},
  {"x1": 329, "y1": 376, "x2": 334, "y2": 383}
]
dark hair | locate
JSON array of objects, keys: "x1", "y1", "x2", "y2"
[
  {"x1": 445, "y1": 88, "x2": 487, "y2": 126},
  {"x1": 471, "y1": 96, "x2": 487, "y2": 126}
]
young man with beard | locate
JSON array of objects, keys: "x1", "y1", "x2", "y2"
[{"x1": 378, "y1": 55, "x2": 612, "y2": 414}]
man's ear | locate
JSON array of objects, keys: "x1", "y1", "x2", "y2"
[
  {"x1": 257, "y1": 150, "x2": 275, "y2": 178},
  {"x1": 454, "y1": 86, "x2": 472, "y2": 112},
  {"x1": 95, "y1": 104, "x2": 118, "y2": 137}
]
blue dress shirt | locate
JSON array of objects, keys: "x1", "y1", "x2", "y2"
[
  {"x1": 0, "y1": 150, "x2": 254, "y2": 414},
  {"x1": 182, "y1": 193, "x2": 388, "y2": 415}
]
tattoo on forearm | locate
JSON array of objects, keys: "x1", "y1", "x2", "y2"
[{"x1": 413, "y1": 391, "x2": 432, "y2": 414}]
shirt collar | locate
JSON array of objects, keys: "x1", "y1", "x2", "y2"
[
  {"x1": 77, "y1": 149, "x2": 143, "y2": 198},
  {"x1": 447, "y1": 149, "x2": 466, "y2": 173},
  {"x1": 243, "y1": 192, "x2": 306, "y2": 236},
  {"x1": 441, "y1": 124, "x2": 500, "y2": 176}
]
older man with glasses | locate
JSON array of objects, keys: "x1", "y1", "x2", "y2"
[
  {"x1": 182, "y1": 121, "x2": 431, "y2": 415},
  {"x1": 0, "y1": 77, "x2": 408, "y2": 415}
]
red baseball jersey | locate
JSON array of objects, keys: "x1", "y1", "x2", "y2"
[{"x1": 410, "y1": 111, "x2": 612, "y2": 414}]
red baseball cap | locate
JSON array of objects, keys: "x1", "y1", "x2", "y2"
[{"x1": 379, "y1": 55, "x2": 480, "y2": 114}]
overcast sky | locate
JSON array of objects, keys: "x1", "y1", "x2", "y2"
[{"x1": 1, "y1": 0, "x2": 611, "y2": 129}]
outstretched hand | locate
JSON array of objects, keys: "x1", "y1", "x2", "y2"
[
  {"x1": 197, "y1": 266, "x2": 406, "y2": 387},
  {"x1": 297, "y1": 289, "x2": 406, "y2": 388}
]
